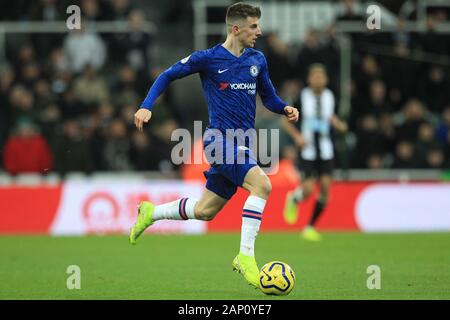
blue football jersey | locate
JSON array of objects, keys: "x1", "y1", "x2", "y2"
[{"x1": 141, "y1": 43, "x2": 287, "y2": 132}]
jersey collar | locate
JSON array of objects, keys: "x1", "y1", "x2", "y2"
[{"x1": 219, "y1": 44, "x2": 248, "y2": 59}]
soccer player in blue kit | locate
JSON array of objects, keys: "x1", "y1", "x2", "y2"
[{"x1": 130, "y1": 2, "x2": 299, "y2": 288}]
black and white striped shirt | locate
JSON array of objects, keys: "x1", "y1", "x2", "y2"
[{"x1": 299, "y1": 87, "x2": 335, "y2": 161}]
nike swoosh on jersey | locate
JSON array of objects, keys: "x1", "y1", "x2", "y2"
[{"x1": 218, "y1": 69, "x2": 229, "y2": 74}]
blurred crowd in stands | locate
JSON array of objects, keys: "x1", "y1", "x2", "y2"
[
  {"x1": 1, "y1": 0, "x2": 450, "y2": 177},
  {"x1": 0, "y1": 0, "x2": 183, "y2": 176},
  {"x1": 259, "y1": 0, "x2": 450, "y2": 171}
]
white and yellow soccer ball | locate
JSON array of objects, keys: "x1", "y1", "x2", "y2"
[{"x1": 259, "y1": 261, "x2": 296, "y2": 296}]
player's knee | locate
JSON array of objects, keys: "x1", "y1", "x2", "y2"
[
  {"x1": 258, "y1": 178, "x2": 272, "y2": 198},
  {"x1": 194, "y1": 204, "x2": 218, "y2": 221},
  {"x1": 195, "y1": 210, "x2": 214, "y2": 221}
]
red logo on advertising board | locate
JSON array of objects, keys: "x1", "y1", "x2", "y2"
[{"x1": 82, "y1": 192, "x2": 120, "y2": 234}]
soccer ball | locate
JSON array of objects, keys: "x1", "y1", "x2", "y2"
[{"x1": 259, "y1": 261, "x2": 296, "y2": 296}]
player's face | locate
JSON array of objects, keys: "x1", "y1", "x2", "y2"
[
  {"x1": 237, "y1": 17, "x2": 262, "y2": 48},
  {"x1": 308, "y1": 69, "x2": 328, "y2": 91}
]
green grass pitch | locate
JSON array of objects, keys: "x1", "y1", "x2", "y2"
[{"x1": 1, "y1": 232, "x2": 449, "y2": 299}]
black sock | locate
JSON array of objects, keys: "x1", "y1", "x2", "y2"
[{"x1": 309, "y1": 198, "x2": 326, "y2": 227}]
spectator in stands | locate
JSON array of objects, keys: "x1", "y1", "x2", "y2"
[
  {"x1": 14, "y1": 43, "x2": 36, "y2": 74},
  {"x1": 37, "y1": 103, "x2": 61, "y2": 145},
  {"x1": 335, "y1": 0, "x2": 365, "y2": 45},
  {"x1": 279, "y1": 79, "x2": 302, "y2": 106},
  {"x1": 19, "y1": 62, "x2": 42, "y2": 90},
  {"x1": 103, "y1": 118, "x2": 133, "y2": 171},
  {"x1": 63, "y1": 24, "x2": 107, "y2": 73},
  {"x1": 352, "y1": 114, "x2": 387, "y2": 168},
  {"x1": 444, "y1": 131, "x2": 450, "y2": 168},
  {"x1": 425, "y1": 147, "x2": 445, "y2": 169},
  {"x1": 0, "y1": 66, "x2": 14, "y2": 148},
  {"x1": 142, "y1": 66, "x2": 184, "y2": 126},
  {"x1": 378, "y1": 18, "x2": 423, "y2": 109},
  {"x1": 9, "y1": 85, "x2": 37, "y2": 125},
  {"x1": 120, "y1": 103, "x2": 138, "y2": 132},
  {"x1": 109, "y1": 0, "x2": 133, "y2": 20},
  {"x1": 47, "y1": 48, "x2": 72, "y2": 100},
  {"x1": 97, "y1": 100, "x2": 115, "y2": 129},
  {"x1": 147, "y1": 92, "x2": 182, "y2": 130},
  {"x1": 264, "y1": 32, "x2": 292, "y2": 88},
  {"x1": 391, "y1": 17, "x2": 413, "y2": 52},
  {"x1": 415, "y1": 122, "x2": 439, "y2": 168},
  {"x1": 54, "y1": 119, "x2": 93, "y2": 176},
  {"x1": 109, "y1": 9, "x2": 152, "y2": 74},
  {"x1": 33, "y1": 78, "x2": 55, "y2": 110},
  {"x1": 320, "y1": 24, "x2": 340, "y2": 93},
  {"x1": 360, "y1": 54, "x2": 382, "y2": 81},
  {"x1": 47, "y1": 47, "x2": 70, "y2": 76},
  {"x1": 81, "y1": 0, "x2": 103, "y2": 22},
  {"x1": 436, "y1": 107, "x2": 450, "y2": 145},
  {"x1": 147, "y1": 118, "x2": 179, "y2": 172},
  {"x1": 419, "y1": 65, "x2": 449, "y2": 114},
  {"x1": 384, "y1": 58, "x2": 418, "y2": 110},
  {"x1": 255, "y1": 103, "x2": 291, "y2": 162},
  {"x1": 84, "y1": 114, "x2": 106, "y2": 172},
  {"x1": 353, "y1": 55, "x2": 382, "y2": 107},
  {"x1": 129, "y1": 131, "x2": 160, "y2": 171},
  {"x1": 378, "y1": 112, "x2": 396, "y2": 156},
  {"x1": 366, "y1": 153, "x2": 384, "y2": 169},
  {"x1": 420, "y1": 13, "x2": 447, "y2": 55},
  {"x1": 2, "y1": 4, "x2": 450, "y2": 175},
  {"x1": 73, "y1": 65, "x2": 108, "y2": 109},
  {"x1": 29, "y1": 0, "x2": 65, "y2": 59},
  {"x1": 296, "y1": 29, "x2": 323, "y2": 82},
  {"x1": 3, "y1": 119, "x2": 53, "y2": 174},
  {"x1": 29, "y1": 0, "x2": 62, "y2": 21},
  {"x1": 336, "y1": 0, "x2": 364, "y2": 22},
  {"x1": 395, "y1": 99, "x2": 428, "y2": 143},
  {"x1": 58, "y1": 84, "x2": 86, "y2": 119},
  {"x1": 1, "y1": 0, "x2": 29, "y2": 20},
  {"x1": 366, "y1": 79, "x2": 393, "y2": 117},
  {"x1": 392, "y1": 140, "x2": 418, "y2": 169},
  {"x1": 112, "y1": 65, "x2": 140, "y2": 109},
  {"x1": 0, "y1": 65, "x2": 14, "y2": 105}
]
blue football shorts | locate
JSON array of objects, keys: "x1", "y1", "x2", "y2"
[{"x1": 202, "y1": 131, "x2": 258, "y2": 200}]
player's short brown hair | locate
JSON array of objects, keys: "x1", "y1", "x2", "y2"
[{"x1": 226, "y1": 2, "x2": 261, "y2": 29}]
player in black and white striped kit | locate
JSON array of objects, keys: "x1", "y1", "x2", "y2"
[{"x1": 282, "y1": 64, "x2": 347, "y2": 241}]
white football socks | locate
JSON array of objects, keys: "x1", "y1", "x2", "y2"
[
  {"x1": 240, "y1": 195, "x2": 267, "y2": 257},
  {"x1": 152, "y1": 198, "x2": 198, "y2": 221}
]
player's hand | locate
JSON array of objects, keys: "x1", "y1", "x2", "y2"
[
  {"x1": 331, "y1": 115, "x2": 348, "y2": 133},
  {"x1": 294, "y1": 135, "x2": 306, "y2": 149},
  {"x1": 284, "y1": 106, "x2": 299, "y2": 123},
  {"x1": 134, "y1": 108, "x2": 152, "y2": 132}
]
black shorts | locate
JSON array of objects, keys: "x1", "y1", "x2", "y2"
[{"x1": 300, "y1": 158, "x2": 334, "y2": 179}]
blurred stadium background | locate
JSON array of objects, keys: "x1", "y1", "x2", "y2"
[{"x1": 0, "y1": 0, "x2": 449, "y2": 299}]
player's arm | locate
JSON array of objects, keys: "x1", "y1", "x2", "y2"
[
  {"x1": 135, "y1": 52, "x2": 207, "y2": 131},
  {"x1": 330, "y1": 114, "x2": 348, "y2": 134},
  {"x1": 257, "y1": 54, "x2": 299, "y2": 122},
  {"x1": 282, "y1": 116, "x2": 306, "y2": 149}
]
